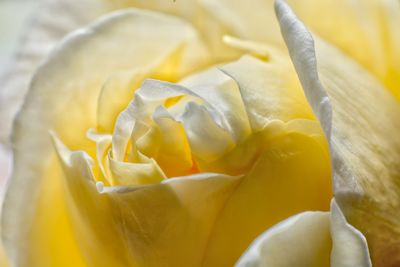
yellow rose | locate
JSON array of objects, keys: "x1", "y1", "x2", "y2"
[{"x1": 1, "y1": 0, "x2": 399, "y2": 267}]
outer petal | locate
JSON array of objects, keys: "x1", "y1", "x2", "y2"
[
  {"x1": 286, "y1": 0, "x2": 400, "y2": 100},
  {"x1": 235, "y1": 211, "x2": 331, "y2": 267},
  {"x1": 2, "y1": 9, "x2": 210, "y2": 266},
  {"x1": 0, "y1": 0, "x2": 114, "y2": 144},
  {"x1": 199, "y1": 0, "x2": 281, "y2": 44},
  {"x1": 113, "y1": 0, "x2": 241, "y2": 60},
  {"x1": 52, "y1": 135, "x2": 241, "y2": 266},
  {"x1": 330, "y1": 200, "x2": 372, "y2": 267},
  {"x1": 235, "y1": 199, "x2": 372, "y2": 267},
  {"x1": 200, "y1": 127, "x2": 332, "y2": 266},
  {"x1": 276, "y1": 1, "x2": 400, "y2": 266},
  {"x1": 199, "y1": 0, "x2": 400, "y2": 100}
]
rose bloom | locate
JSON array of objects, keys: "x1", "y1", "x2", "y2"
[{"x1": 0, "y1": 0, "x2": 399, "y2": 266}]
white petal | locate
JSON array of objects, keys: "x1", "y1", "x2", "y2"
[
  {"x1": 276, "y1": 0, "x2": 400, "y2": 264},
  {"x1": 330, "y1": 200, "x2": 372, "y2": 267},
  {"x1": 0, "y1": 0, "x2": 112, "y2": 143},
  {"x1": 180, "y1": 67, "x2": 252, "y2": 141},
  {"x1": 274, "y1": 0, "x2": 332, "y2": 139},
  {"x1": 180, "y1": 102, "x2": 235, "y2": 162},
  {"x1": 2, "y1": 9, "x2": 209, "y2": 265},
  {"x1": 220, "y1": 54, "x2": 315, "y2": 131},
  {"x1": 236, "y1": 211, "x2": 331, "y2": 267}
]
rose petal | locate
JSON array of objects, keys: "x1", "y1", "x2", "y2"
[
  {"x1": 200, "y1": 129, "x2": 331, "y2": 266},
  {"x1": 0, "y1": 0, "x2": 113, "y2": 144},
  {"x1": 330, "y1": 199, "x2": 372, "y2": 267},
  {"x1": 53, "y1": 133, "x2": 241, "y2": 266},
  {"x1": 235, "y1": 199, "x2": 372, "y2": 267},
  {"x1": 200, "y1": 0, "x2": 281, "y2": 44},
  {"x1": 286, "y1": 0, "x2": 400, "y2": 100},
  {"x1": 276, "y1": 1, "x2": 400, "y2": 265},
  {"x1": 235, "y1": 211, "x2": 331, "y2": 267},
  {"x1": 180, "y1": 102, "x2": 235, "y2": 162},
  {"x1": 200, "y1": 0, "x2": 400, "y2": 100},
  {"x1": 115, "y1": 0, "x2": 241, "y2": 60},
  {"x1": 2, "y1": 9, "x2": 210, "y2": 266},
  {"x1": 179, "y1": 67, "x2": 252, "y2": 142},
  {"x1": 221, "y1": 53, "x2": 315, "y2": 132}
]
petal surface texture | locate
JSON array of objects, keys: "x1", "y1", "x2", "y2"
[
  {"x1": 235, "y1": 200, "x2": 372, "y2": 267},
  {"x1": 0, "y1": 0, "x2": 112, "y2": 143},
  {"x1": 276, "y1": 1, "x2": 400, "y2": 266},
  {"x1": 285, "y1": 0, "x2": 400, "y2": 101},
  {"x1": 235, "y1": 211, "x2": 331, "y2": 267},
  {"x1": 198, "y1": 0, "x2": 400, "y2": 100},
  {"x1": 2, "y1": 9, "x2": 210, "y2": 267},
  {"x1": 330, "y1": 200, "x2": 372, "y2": 267},
  {"x1": 2, "y1": 9, "x2": 334, "y2": 266}
]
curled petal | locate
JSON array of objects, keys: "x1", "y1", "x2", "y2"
[
  {"x1": 276, "y1": 0, "x2": 400, "y2": 265},
  {"x1": 53, "y1": 132, "x2": 241, "y2": 266},
  {"x1": 2, "y1": 9, "x2": 210, "y2": 266},
  {"x1": 235, "y1": 199, "x2": 371, "y2": 267},
  {"x1": 220, "y1": 54, "x2": 316, "y2": 131},
  {"x1": 235, "y1": 211, "x2": 331, "y2": 267},
  {"x1": 286, "y1": 0, "x2": 400, "y2": 100},
  {"x1": 0, "y1": 0, "x2": 113, "y2": 143},
  {"x1": 330, "y1": 200, "x2": 372, "y2": 267}
]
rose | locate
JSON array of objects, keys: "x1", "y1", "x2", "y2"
[{"x1": 1, "y1": 0, "x2": 399, "y2": 267}]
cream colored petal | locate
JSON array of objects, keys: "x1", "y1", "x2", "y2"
[
  {"x1": 222, "y1": 35, "x2": 270, "y2": 60},
  {"x1": 286, "y1": 0, "x2": 400, "y2": 100},
  {"x1": 235, "y1": 199, "x2": 372, "y2": 267},
  {"x1": 200, "y1": 0, "x2": 280, "y2": 44},
  {"x1": 276, "y1": 1, "x2": 400, "y2": 265},
  {"x1": 54, "y1": 133, "x2": 241, "y2": 266},
  {"x1": 112, "y1": 76, "x2": 244, "y2": 166},
  {"x1": 97, "y1": 69, "x2": 147, "y2": 133},
  {"x1": 114, "y1": 0, "x2": 241, "y2": 60},
  {"x1": 330, "y1": 200, "x2": 372, "y2": 267},
  {"x1": 273, "y1": 0, "x2": 332, "y2": 139},
  {"x1": 86, "y1": 129, "x2": 113, "y2": 184},
  {"x1": 0, "y1": 0, "x2": 114, "y2": 144},
  {"x1": 235, "y1": 211, "x2": 331, "y2": 267},
  {"x1": 2, "y1": 9, "x2": 210, "y2": 266},
  {"x1": 108, "y1": 156, "x2": 166, "y2": 186},
  {"x1": 151, "y1": 107, "x2": 195, "y2": 177},
  {"x1": 180, "y1": 102, "x2": 235, "y2": 162},
  {"x1": 179, "y1": 67, "x2": 252, "y2": 141},
  {"x1": 221, "y1": 54, "x2": 315, "y2": 131},
  {"x1": 200, "y1": 130, "x2": 331, "y2": 266},
  {"x1": 111, "y1": 80, "x2": 199, "y2": 162},
  {"x1": 200, "y1": 0, "x2": 400, "y2": 100}
]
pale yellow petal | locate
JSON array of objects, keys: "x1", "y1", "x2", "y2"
[
  {"x1": 97, "y1": 70, "x2": 146, "y2": 133},
  {"x1": 179, "y1": 67, "x2": 252, "y2": 142},
  {"x1": 54, "y1": 133, "x2": 241, "y2": 266},
  {"x1": 180, "y1": 102, "x2": 235, "y2": 162},
  {"x1": 113, "y1": 0, "x2": 241, "y2": 60},
  {"x1": 276, "y1": 1, "x2": 400, "y2": 265},
  {"x1": 235, "y1": 199, "x2": 372, "y2": 267},
  {"x1": 287, "y1": 0, "x2": 400, "y2": 100},
  {"x1": 0, "y1": 0, "x2": 122, "y2": 143},
  {"x1": 200, "y1": 0, "x2": 400, "y2": 100},
  {"x1": 108, "y1": 156, "x2": 166, "y2": 185},
  {"x1": 235, "y1": 212, "x2": 331, "y2": 267},
  {"x1": 2, "y1": 9, "x2": 210, "y2": 266},
  {"x1": 200, "y1": 0, "x2": 280, "y2": 44},
  {"x1": 330, "y1": 199, "x2": 372, "y2": 267},
  {"x1": 0, "y1": 246, "x2": 8, "y2": 267},
  {"x1": 201, "y1": 131, "x2": 332, "y2": 266},
  {"x1": 221, "y1": 53, "x2": 315, "y2": 131}
]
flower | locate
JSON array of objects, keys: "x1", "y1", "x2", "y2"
[{"x1": 1, "y1": 0, "x2": 399, "y2": 266}]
